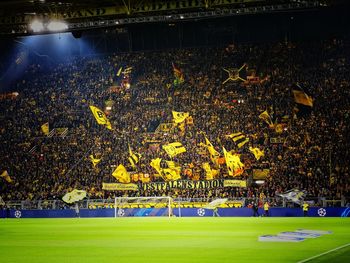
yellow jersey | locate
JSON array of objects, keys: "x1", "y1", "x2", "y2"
[{"x1": 303, "y1": 203, "x2": 309, "y2": 211}]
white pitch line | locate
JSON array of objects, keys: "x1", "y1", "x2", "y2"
[{"x1": 297, "y1": 243, "x2": 350, "y2": 263}]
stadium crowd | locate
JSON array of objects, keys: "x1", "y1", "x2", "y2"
[{"x1": 0, "y1": 39, "x2": 349, "y2": 205}]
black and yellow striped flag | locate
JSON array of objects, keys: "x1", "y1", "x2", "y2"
[
  {"x1": 128, "y1": 145, "x2": 141, "y2": 169},
  {"x1": 227, "y1": 132, "x2": 249, "y2": 148}
]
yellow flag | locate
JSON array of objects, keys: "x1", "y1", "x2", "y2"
[
  {"x1": 166, "y1": 161, "x2": 179, "y2": 170},
  {"x1": 150, "y1": 158, "x2": 163, "y2": 176},
  {"x1": 204, "y1": 136, "x2": 220, "y2": 165},
  {"x1": 249, "y1": 147, "x2": 265, "y2": 160},
  {"x1": 259, "y1": 110, "x2": 273, "y2": 126},
  {"x1": 162, "y1": 168, "x2": 181, "y2": 181},
  {"x1": 89, "y1": 105, "x2": 112, "y2": 130},
  {"x1": 178, "y1": 122, "x2": 186, "y2": 132},
  {"x1": 117, "y1": 67, "x2": 123, "y2": 76},
  {"x1": 41, "y1": 122, "x2": 49, "y2": 135},
  {"x1": 227, "y1": 132, "x2": 244, "y2": 141},
  {"x1": 112, "y1": 164, "x2": 130, "y2": 183},
  {"x1": 292, "y1": 90, "x2": 313, "y2": 107},
  {"x1": 227, "y1": 132, "x2": 249, "y2": 148},
  {"x1": 162, "y1": 142, "x2": 186, "y2": 158},
  {"x1": 202, "y1": 162, "x2": 219, "y2": 180},
  {"x1": 172, "y1": 111, "x2": 189, "y2": 123},
  {"x1": 123, "y1": 67, "x2": 133, "y2": 75},
  {"x1": 223, "y1": 148, "x2": 244, "y2": 177},
  {"x1": 163, "y1": 161, "x2": 181, "y2": 181},
  {"x1": 89, "y1": 155, "x2": 101, "y2": 167},
  {"x1": 62, "y1": 189, "x2": 87, "y2": 204},
  {"x1": 0, "y1": 170, "x2": 12, "y2": 183},
  {"x1": 237, "y1": 138, "x2": 249, "y2": 148},
  {"x1": 128, "y1": 145, "x2": 141, "y2": 169}
]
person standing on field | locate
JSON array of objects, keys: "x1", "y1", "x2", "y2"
[
  {"x1": 264, "y1": 201, "x2": 269, "y2": 217},
  {"x1": 213, "y1": 207, "x2": 220, "y2": 217},
  {"x1": 302, "y1": 202, "x2": 309, "y2": 217},
  {"x1": 75, "y1": 203, "x2": 80, "y2": 218},
  {"x1": 252, "y1": 202, "x2": 259, "y2": 217}
]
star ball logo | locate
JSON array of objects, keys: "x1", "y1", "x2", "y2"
[
  {"x1": 14, "y1": 210, "x2": 22, "y2": 218},
  {"x1": 197, "y1": 208, "x2": 205, "y2": 217},
  {"x1": 318, "y1": 208, "x2": 327, "y2": 217},
  {"x1": 117, "y1": 209, "x2": 125, "y2": 217}
]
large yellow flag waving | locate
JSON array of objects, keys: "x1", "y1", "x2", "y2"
[
  {"x1": 223, "y1": 148, "x2": 244, "y2": 177},
  {"x1": 62, "y1": 189, "x2": 87, "y2": 204},
  {"x1": 112, "y1": 164, "x2": 130, "y2": 183},
  {"x1": 166, "y1": 161, "x2": 181, "y2": 171},
  {"x1": 150, "y1": 158, "x2": 163, "y2": 176},
  {"x1": 89, "y1": 105, "x2": 112, "y2": 130},
  {"x1": 172, "y1": 111, "x2": 189, "y2": 123},
  {"x1": 162, "y1": 142, "x2": 186, "y2": 158},
  {"x1": 202, "y1": 162, "x2": 219, "y2": 180},
  {"x1": 204, "y1": 136, "x2": 220, "y2": 165},
  {"x1": 249, "y1": 147, "x2": 265, "y2": 160},
  {"x1": 155, "y1": 161, "x2": 181, "y2": 181},
  {"x1": 163, "y1": 168, "x2": 181, "y2": 181}
]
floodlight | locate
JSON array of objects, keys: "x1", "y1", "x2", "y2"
[
  {"x1": 30, "y1": 20, "x2": 44, "y2": 32},
  {"x1": 47, "y1": 21, "x2": 68, "y2": 32}
]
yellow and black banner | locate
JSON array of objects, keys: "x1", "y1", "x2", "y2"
[
  {"x1": 103, "y1": 179, "x2": 246, "y2": 191},
  {"x1": 142, "y1": 179, "x2": 246, "y2": 191},
  {"x1": 102, "y1": 183, "x2": 138, "y2": 191},
  {"x1": 223, "y1": 180, "x2": 247, "y2": 188}
]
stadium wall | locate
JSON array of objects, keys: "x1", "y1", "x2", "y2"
[{"x1": 1, "y1": 207, "x2": 350, "y2": 218}]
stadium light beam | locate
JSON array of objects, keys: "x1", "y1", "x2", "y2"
[
  {"x1": 47, "y1": 21, "x2": 68, "y2": 32},
  {"x1": 30, "y1": 20, "x2": 44, "y2": 32}
]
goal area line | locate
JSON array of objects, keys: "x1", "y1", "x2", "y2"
[{"x1": 297, "y1": 243, "x2": 350, "y2": 263}]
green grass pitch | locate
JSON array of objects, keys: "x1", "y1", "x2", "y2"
[{"x1": 0, "y1": 217, "x2": 349, "y2": 263}]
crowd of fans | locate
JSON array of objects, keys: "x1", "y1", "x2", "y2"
[{"x1": 0, "y1": 39, "x2": 349, "y2": 205}]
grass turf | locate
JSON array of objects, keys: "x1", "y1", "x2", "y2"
[{"x1": 0, "y1": 217, "x2": 349, "y2": 263}]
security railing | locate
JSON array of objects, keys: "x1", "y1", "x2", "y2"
[{"x1": 2, "y1": 196, "x2": 347, "y2": 210}]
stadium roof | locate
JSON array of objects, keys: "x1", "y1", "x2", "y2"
[{"x1": 0, "y1": 0, "x2": 346, "y2": 36}]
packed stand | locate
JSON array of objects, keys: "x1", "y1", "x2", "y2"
[{"x1": 0, "y1": 39, "x2": 349, "y2": 205}]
